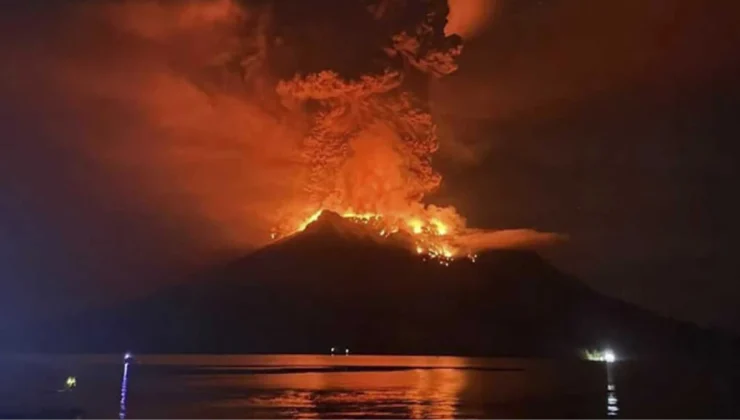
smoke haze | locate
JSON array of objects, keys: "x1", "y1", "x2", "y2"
[
  {"x1": 2, "y1": 0, "x2": 307, "y2": 251},
  {"x1": 0, "y1": 0, "x2": 562, "y2": 324}
]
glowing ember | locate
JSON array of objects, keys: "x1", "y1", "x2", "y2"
[
  {"x1": 408, "y1": 219, "x2": 424, "y2": 235},
  {"x1": 431, "y1": 219, "x2": 448, "y2": 235}
]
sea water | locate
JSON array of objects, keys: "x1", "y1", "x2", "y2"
[{"x1": 0, "y1": 354, "x2": 736, "y2": 418}]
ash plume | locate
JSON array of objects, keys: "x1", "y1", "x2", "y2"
[{"x1": 0, "y1": 0, "x2": 563, "y2": 273}]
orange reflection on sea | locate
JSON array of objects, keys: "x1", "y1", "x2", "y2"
[{"x1": 184, "y1": 355, "x2": 472, "y2": 418}]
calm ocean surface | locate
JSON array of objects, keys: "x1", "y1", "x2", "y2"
[{"x1": 0, "y1": 354, "x2": 737, "y2": 418}]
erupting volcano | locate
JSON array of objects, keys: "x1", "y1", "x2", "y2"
[
  {"x1": 266, "y1": 3, "x2": 468, "y2": 261},
  {"x1": 3, "y1": 0, "x2": 739, "y2": 376},
  {"x1": 268, "y1": 68, "x2": 470, "y2": 263},
  {"x1": 29, "y1": 0, "x2": 559, "y2": 254},
  {"x1": 259, "y1": 1, "x2": 556, "y2": 261}
]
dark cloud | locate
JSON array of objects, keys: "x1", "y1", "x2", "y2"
[
  {"x1": 0, "y1": 0, "x2": 303, "y2": 326},
  {"x1": 430, "y1": 0, "x2": 740, "y2": 331}
]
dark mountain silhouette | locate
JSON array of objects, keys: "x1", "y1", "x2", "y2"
[{"x1": 23, "y1": 211, "x2": 739, "y2": 359}]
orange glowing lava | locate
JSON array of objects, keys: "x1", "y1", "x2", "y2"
[{"x1": 273, "y1": 208, "x2": 468, "y2": 265}]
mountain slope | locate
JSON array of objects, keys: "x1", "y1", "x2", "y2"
[{"x1": 28, "y1": 212, "x2": 738, "y2": 359}]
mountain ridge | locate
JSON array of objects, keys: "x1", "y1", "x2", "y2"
[{"x1": 16, "y1": 211, "x2": 739, "y2": 360}]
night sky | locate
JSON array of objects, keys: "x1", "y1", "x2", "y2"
[{"x1": 2, "y1": 0, "x2": 740, "y2": 335}]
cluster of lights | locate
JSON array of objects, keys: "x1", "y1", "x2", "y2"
[
  {"x1": 583, "y1": 348, "x2": 616, "y2": 363},
  {"x1": 330, "y1": 347, "x2": 350, "y2": 356},
  {"x1": 419, "y1": 244, "x2": 455, "y2": 266},
  {"x1": 58, "y1": 376, "x2": 77, "y2": 392}
]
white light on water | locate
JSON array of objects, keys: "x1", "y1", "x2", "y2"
[
  {"x1": 119, "y1": 359, "x2": 130, "y2": 419},
  {"x1": 604, "y1": 349, "x2": 616, "y2": 363}
]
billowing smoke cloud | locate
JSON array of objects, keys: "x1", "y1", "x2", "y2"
[
  {"x1": 266, "y1": 0, "x2": 561, "y2": 256},
  {"x1": 0, "y1": 0, "x2": 312, "y2": 317},
  {"x1": 457, "y1": 229, "x2": 567, "y2": 251},
  {"x1": 445, "y1": 0, "x2": 498, "y2": 39},
  {"x1": 2, "y1": 0, "x2": 310, "y2": 252},
  {"x1": 0, "y1": 0, "x2": 563, "y2": 314}
]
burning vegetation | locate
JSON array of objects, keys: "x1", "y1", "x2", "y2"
[{"x1": 277, "y1": 208, "x2": 463, "y2": 265}]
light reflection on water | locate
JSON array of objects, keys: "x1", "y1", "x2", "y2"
[
  {"x1": 200, "y1": 366, "x2": 467, "y2": 418},
  {"x1": 605, "y1": 363, "x2": 619, "y2": 417},
  {"x1": 177, "y1": 356, "x2": 474, "y2": 418},
  {"x1": 0, "y1": 354, "x2": 611, "y2": 418},
  {"x1": 5, "y1": 354, "x2": 738, "y2": 418},
  {"x1": 607, "y1": 388, "x2": 619, "y2": 417},
  {"x1": 132, "y1": 355, "x2": 606, "y2": 418},
  {"x1": 119, "y1": 361, "x2": 130, "y2": 419}
]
